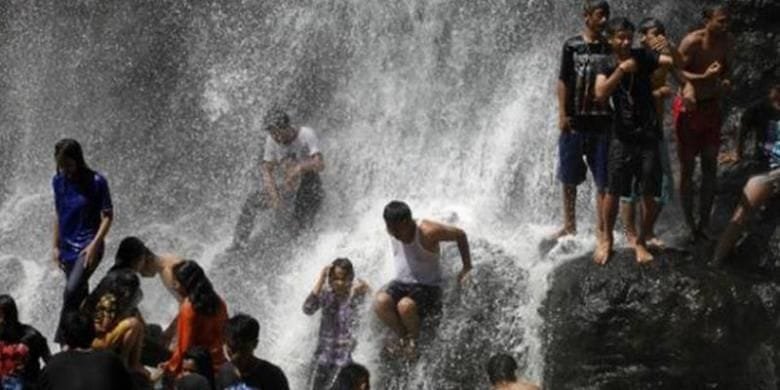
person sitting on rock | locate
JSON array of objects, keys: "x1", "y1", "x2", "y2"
[
  {"x1": 373, "y1": 201, "x2": 472, "y2": 358},
  {"x1": 486, "y1": 353, "x2": 539, "y2": 390},
  {"x1": 714, "y1": 83, "x2": 780, "y2": 263},
  {"x1": 0, "y1": 295, "x2": 51, "y2": 390}
]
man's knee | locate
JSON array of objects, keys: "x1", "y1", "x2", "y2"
[
  {"x1": 397, "y1": 297, "x2": 418, "y2": 317},
  {"x1": 744, "y1": 176, "x2": 772, "y2": 207},
  {"x1": 374, "y1": 292, "x2": 395, "y2": 313}
]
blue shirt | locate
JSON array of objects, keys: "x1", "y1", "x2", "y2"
[{"x1": 52, "y1": 172, "x2": 113, "y2": 264}]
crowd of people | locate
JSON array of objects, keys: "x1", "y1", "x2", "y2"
[{"x1": 1, "y1": 0, "x2": 778, "y2": 389}]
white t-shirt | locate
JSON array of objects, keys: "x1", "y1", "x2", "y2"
[{"x1": 262, "y1": 126, "x2": 321, "y2": 163}]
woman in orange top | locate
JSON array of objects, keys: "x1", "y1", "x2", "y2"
[{"x1": 159, "y1": 260, "x2": 228, "y2": 383}]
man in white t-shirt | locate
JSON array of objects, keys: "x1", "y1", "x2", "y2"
[{"x1": 231, "y1": 109, "x2": 325, "y2": 249}]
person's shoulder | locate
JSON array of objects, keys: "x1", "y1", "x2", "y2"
[
  {"x1": 682, "y1": 29, "x2": 706, "y2": 45},
  {"x1": 256, "y1": 358, "x2": 287, "y2": 379},
  {"x1": 563, "y1": 35, "x2": 583, "y2": 47}
]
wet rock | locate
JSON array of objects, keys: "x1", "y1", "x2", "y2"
[{"x1": 541, "y1": 249, "x2": 780, "y2": 389}]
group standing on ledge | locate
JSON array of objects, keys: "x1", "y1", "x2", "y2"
[{"x1": 1, "y1": 1, "x2": 777, "y2": 389}]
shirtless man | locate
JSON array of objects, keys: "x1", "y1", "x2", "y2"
[
  {"x1": 373, "y1": 201, "x2": 471, "y2": 356},
  {"x1": 487, "y1": 354, "x2": 540, "y2": 390},
  {"x1": 114, "y1": 236, "x2": 184, "y2": 303},
  {"x1": 674, "y1": 5, "x2": 735, "y2": 239}
]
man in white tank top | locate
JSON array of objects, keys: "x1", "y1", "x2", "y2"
[
  {"x1": 230, "y1": 108, "x2": 326, "y2": 249},
  {"x1": 374, "y1": 201, "x2": 472, "y2": 356}
]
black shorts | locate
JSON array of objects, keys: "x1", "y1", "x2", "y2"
[
  {"x1": 607, "y1": 139, "x2": 662, "y2": 198},
  {"x1": 384, "y1": 280, "x2": 443, "y2": 319}
]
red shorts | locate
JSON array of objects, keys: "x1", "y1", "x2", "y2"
[{"x1": 673, "y1": 95, "x2": 722, "y2": 161}]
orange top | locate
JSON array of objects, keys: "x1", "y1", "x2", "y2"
[{"x1": 165, "y1": 298, "x2": 228, "y2": 375}]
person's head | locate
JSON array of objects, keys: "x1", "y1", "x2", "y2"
[
  {"x1": 182, "y1": 346, "x2": 215, "y2": 389},
  {"x1": 61, "y1": 312, "x2": 96, "y2": 350},
  {"x1": 383, "y1": 201, "x2": 415, "y2": 243},
  {"x1": 333, "y1": 363, "x2": 370, "y2": 390},
  {"x1": 702, "y1": 5, "x2": 729, "y2": 35},
  {"x1": 54, "y1": 138, "x2": 90, "y2": 180},
  {"x1": 487, "y1": 353, "x2": 518, "y2": 386},
  {"x1": 0, "y1": 295, "x2": 19, "y2": 337},
  {"x1": 262, "y1": 108, "x2": 296, "y2": 145},
  {"x1": 113, "y1": 236, "x2": 155, "y2": 276},
  {"x1": 769, "y1": 84, "x2": 780, "y2": 111},
  {"x1": 583, "y1": 0, "x2": 610, "y2": 33},
  {"x1": 605, "y1": 17, "x2": 635, "y2": 57},
  {"x1": 224, "y1": 314, "x2": 259, "y2": 364},
  {"x1": 638, "y1": 17, "x2": 666, "y2": 47},
  {"x1": 93, "y1": 293, "x2": 118, "y2": 334},
  {"x1": 173, "y1": 260, "x2": 221, "y2": 316},
  {"x1": 329, "y1": 258, "x2": 355, "y2": 296}
]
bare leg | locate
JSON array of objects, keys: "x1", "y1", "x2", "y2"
[
  {"x1": 595, "y1": 193, "x2": 618, "y2": 265},
  {"x1": 645, "y1": 201, "x2": 665, "y2": 248},
  {"x1": 636, "y1": 195, "x2": 657, "y2": 263},
  {"x1": 373, "y1": 292, "x2": 406, "y2": 338},
  {"x1": 713, "y1": 176, "x2": 773, "y2": 263},
  {"x1": 596, "y1": 190, "x2": 607, "y2": 240},
  {"x1": 678, "y1": 155, "x2": 697, "y2": 236},
  {"x1": 552, "y1": 184, "x2": 577, "y2": 238},
  {"x1": 620, "y1": 200, "x2": 638, "y2": 247},
  {"x1": 397, "y1": 298, "x2": 421, "y2": 340},
  {"x1": 698, "y1": 146, "x2": 718, "y2": 236}
]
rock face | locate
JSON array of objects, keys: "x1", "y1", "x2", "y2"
[{"x1": 541, "y1": 249, "x2": 780, "y2": 389}]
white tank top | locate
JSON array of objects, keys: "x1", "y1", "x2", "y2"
[{"x1": 392, "y1": 224, "x2": 442, "y2": 286}]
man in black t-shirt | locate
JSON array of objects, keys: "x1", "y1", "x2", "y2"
[
  {"x1": 216, "y1": 314, "x2": 289, "y2": 390},
  {"x1": 594, "y1": 17, "x2": 678, "y2": 265},
  {"x1": 0, "y1": 295, "x2": 51, "y2": 390},
  {"x1": 552, "y1": 0, "x2": 612, "y2": 247},
  {"x1": 38, "y1": 313, "x2": 133, "y2": 390}
]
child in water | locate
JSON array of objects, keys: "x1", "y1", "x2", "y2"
[{"x1": 303, "y1": 259, "x2": 370, "y2": 390}]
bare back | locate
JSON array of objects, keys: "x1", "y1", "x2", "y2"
[
  {"x1": 680, "y1": 29, "x2": 734, "y2": 101},
  {"x1": 158, "y1": 253, "x2": 184, "y2": 302}
]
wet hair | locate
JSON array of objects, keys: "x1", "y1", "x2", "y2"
[
  {"x1": 383, "y1": 201, "x2": 413, "y2": 225},
  {"x1": 638, "y1": 17, "x2": 666, "y2": 36},
  {"x1": 113, "y1": 236, "x2": 153, "y2": 272},
  {"x1": 54, "y1": 138, "x2": 96, "y2": 193},
  {"x1": 605, "y1": 17, "x2": 635, "y2": 37},
  {"x1": 174, "y1": 261, "x2": 221, "y2": 317},
  {"x1": 61, "y1": 312, "x2": 96, "y2": 349},
  {"x1": 183, "y1": 346, "x2": 215, "y2": 389},
  {"x1": 262, "y1": 108, "x2": 291, "y2": 132},
  {"x1": 84, "y1": 269, "x2": 143, "y2": 321},
  {"x1": 225, "y1": 313, "x2": 260, "y2": 346},
  {"x1": 329, "y1": 258, "x2": 355, "y2": 282},
  {"x1": 0, "y1": 295, "x2": 21, "y2": 341},
  {"x1": 583, "y1": 0, "x2": 610, "y2": 16},
  {"x1": 333, "y1": 363, "x2": 370, "y2": 390},
  {"x1": 702, "y1": 5, "x2": 729, "y2": 20},
  {"x1": 486, "y1": 353, "x2": 518, "y2": 385}
]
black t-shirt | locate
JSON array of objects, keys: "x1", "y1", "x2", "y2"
[
  {"x1": 37, "y1": 350, "x2": 133, "y2": 390},
  {"x1": 558, "y1": 35, "x2": 612, "y2": 118},
  {"x1": 598, "y1": 48, "x2": 661, "y2": 144},
  {"x1": 740, "y1": 100, "x2": 780, "y2": 168},
  {"x1": 216, "y1": 360, "x2": 290, "y2": 390},
  {"x1": 0, "y1": 323, "x2": 50, "y2": 388}
]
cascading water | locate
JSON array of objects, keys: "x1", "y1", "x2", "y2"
[{"x1": 0, "y1": 1, "x2": 709, "y2": 388}]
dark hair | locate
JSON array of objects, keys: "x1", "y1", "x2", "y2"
[
  {"x1": 329, "y1": 258, "x2": 355, "y2": 282},
  {"x1": 54, "y1": 138, "x2": 96, "y2": 194},
  {"x1": 174, "y1": 261, "x2": 221, "y2": 316},
  {"x1": 333, "y1": 363, "x2": 370, "y2": 390},
  {"x1": 583, "y1": 0, "x2": 610, "y2": 16},
  {"x1": 0, "y1": 295, "x2": 21, "y2": 341},
  {"x1": 702, "y1": 5, "x2": 729, "y2": 20},
  {"x1": 383, "y1": 201, "x2": 412, "y2": 225},
  {"x1": 84, "y1": 269, "x2": 143, "y2": 320},
  {"x1": 638, "y1": 17, "x2": 666, "y2": 36},
  {"x1": 487, "y1": 353, "x2": 518, "y2": 385},
  {"x1": 225, "y1": 313, "x2": 259, "y2": 346},
  {"x1": 61, "y1": 312, "x2": 96, "y2": 349},
  {"x1": 184, "y1": 346, "x2": 215, "y2": 390},
  {"x1": 605, "y1": 17, "x2": 635, "y2": 37},
  {"x1": 262, "y1": 108, "x2": 291, "y2": 132},
  {"x1": 113, "y1": 236, "x2": 153, "y2": 272}
]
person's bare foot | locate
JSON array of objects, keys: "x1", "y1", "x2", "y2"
[
  {"x1": 593, "y1": 238, "x2": 612, "y2": 265},
  {"x1": 550, "y1": 226, "x2": 576, "y2": 240},
  {"x1": 635, "y1": 244, "x2": 654, "y2": 263},
  {"x1": 623, "y1": 228, "x2": 638, "y2": 248}
]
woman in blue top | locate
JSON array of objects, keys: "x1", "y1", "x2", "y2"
[{"x1": 51, "y1": 138, "x2": 113, "y2": 344}]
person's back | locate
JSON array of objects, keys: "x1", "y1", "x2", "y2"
[{"x1": 38, "y1": 350, "x2": 133, "y2": 390}]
